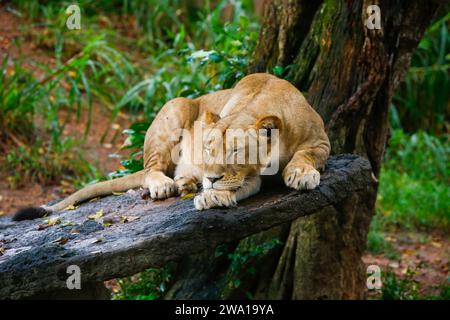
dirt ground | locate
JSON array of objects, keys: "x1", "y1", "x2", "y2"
[
  {"x1": 363, "y1": 231, "x2": 449, "y2": 298},
  {"x1": 0, "y1": 3, "x2": 448, "y2": 299}
]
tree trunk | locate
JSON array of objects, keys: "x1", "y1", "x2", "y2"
[
  {"x1": 164, "y1": 0, "x2": 443, "y2": 299},
  {"x1": 253, "y1": 0, "x2": 442, "y2": 173}
]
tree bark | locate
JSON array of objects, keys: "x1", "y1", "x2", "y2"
[{"x1": 164, "y1": 0, "x2": 443, "y2": 299}]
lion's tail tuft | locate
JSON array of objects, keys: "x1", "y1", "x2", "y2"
[{"x1": 12, "y1": 207, "x2": 51, "y2": 221}]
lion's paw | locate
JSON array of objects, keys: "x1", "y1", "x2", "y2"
[
  {"x1": 194, "y1": 190, "x2": 237, "y2": 210},
  {"x1": 174, "y1": 176, "x2": 198, "y2": 196},
  {"x1": 144, "y1": 172, "x2": 177, "y2": 199},
  {"x1": 283, "y1": 164, "x2": 320, "y2": 190}
]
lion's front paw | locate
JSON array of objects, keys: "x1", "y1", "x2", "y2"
[
  {"x1": 194, "y1": 190, "x2": 237, "y2": 210},
  {"x1": 174, "y1": 176, "x2": 198, "y2": 196},
  {"x1": 283, "y1": 164, "x2": 320, "y2": 190},
  {"x1": 144, "y1": 171, "x2": 177, "y2": 199}
]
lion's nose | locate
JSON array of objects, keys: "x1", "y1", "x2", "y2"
[{"x1": 207, "y1": 175, "x2": 224, "y2": 184}]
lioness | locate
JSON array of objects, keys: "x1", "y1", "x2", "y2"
[{"x1": 14, "y1": 73, "x2": 330, "y2": 221}]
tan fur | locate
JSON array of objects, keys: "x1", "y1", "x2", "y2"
[{"x1": 44, "y1": 73, "x2": 330, "y2": 212}]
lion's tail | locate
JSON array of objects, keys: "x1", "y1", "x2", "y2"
[{"x1": 13, "y1": 170, "x2": 146, "y2": 221}]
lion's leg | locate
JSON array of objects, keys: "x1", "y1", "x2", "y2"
[
  {"x1": 143, "y1": 97, "x2": 199, "y2": 199},
  {"x1": 235, "y1": 176, "x2": 262, "y2": 201},
  {"x1": 194, "y1": 176, "x2": 261, "y2": 210},
  {"x1": 283, "y1": 140, "x2": 330, "y2": 190}
]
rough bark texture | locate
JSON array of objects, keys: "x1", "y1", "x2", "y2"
[
  {"x1": 0, "y1": 155, "x2": 372, "y2": 299},
  {"x1": 165, "y1": 0, "x2": 443, "y2": 299},
  {"x1": 250, "y1": 0, "x2": 323, "y2": 71}
]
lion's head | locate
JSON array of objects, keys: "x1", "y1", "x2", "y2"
[{"x1": 199, "y1": 111, "x2": 282, "y2": 191}]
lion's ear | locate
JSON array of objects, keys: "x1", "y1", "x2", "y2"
[
  {"x1": 202, "y1": 111, "x2": 220, "y2": 125},
  {"x1": 255, "y1": 115, "x2": 282, "y2": 139}
]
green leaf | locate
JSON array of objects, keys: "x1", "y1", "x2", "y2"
[{"x1": 272, "y1": 66, "x2": 284, "y2": 77}]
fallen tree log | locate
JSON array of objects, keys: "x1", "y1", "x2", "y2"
[{"x1": 0, "y1": 154, "x2": 375, "y2": 299}]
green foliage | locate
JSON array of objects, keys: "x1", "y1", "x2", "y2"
[
  {"x1": 380, "y1": 270, "x2": 450, "y2": 300},
  {"x1": 11, "y1": 4, "x2": 137, "y2": 122},
  {"x1": 12, "y1": 0, "x2": 254, "y2": 48},
  {"x1": 113, "y1": 239, "x2": 282, "y2": 300},
  {"x1": 0, "y1": 57, "x2": 39, "y2": 143},
  {"x1": 368, "y1": 130, "x2": 449, "y2": 258},
  {"x1": 113, "y1": 263, "x2": 175, "y2": 300},
  {"x1": 432, "y1": 284, "x2": 450, "y2": 300},
  {"x1": 377, "y1": 170, "x2": 449, "y2": 229},
  {"x1": 108, "y1": 123, "x2": 147, "y2": 179},
  {"x1": 272, "y1": 64, "x2": 296, "y2": 81},
  {"x1": 391, "y1": 11, "x2": 450, "y2": 134},
  {"x1": 366, "y1": 226, "x2": 400, "y2": 260},
  {"x1": 0, "y1": 34, "x2": 132, "y2": 186},
  {"x1": 116, "y1": 21, "x2": 256, "y2": 117},
  {"x1": 4, "y1": 139, "x2": 96, "y2": 188},
  {"x1": 381, "y1": 269, "x2": 421, "y2": 300},
  {"x1": 227, "y1": 239, "x2": 282, "y2": 274},
  {"x1": 375, "y1": 130, "x2": 449, "y2": 231},
  {"x1": 222, "y1": 238, "x2": 282, "y2": 295},
  {"x1": 384, "y1": 130, "x2": 449, "y2": 182}
]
